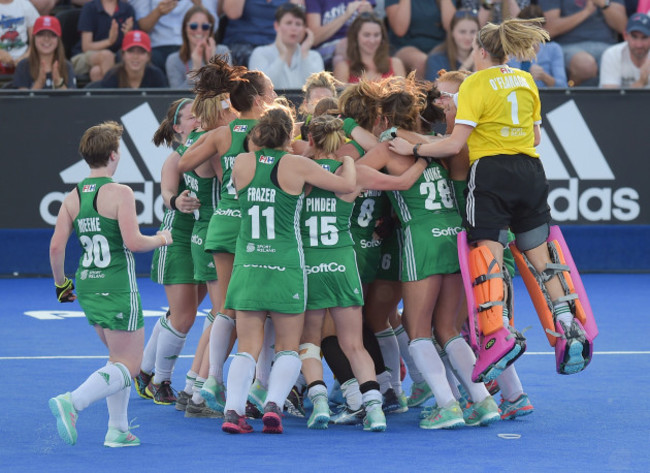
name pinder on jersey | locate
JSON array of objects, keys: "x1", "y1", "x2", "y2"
[
  {"x1": 233, "y1": 125, "x2": 248, "y2": 132},
  {"x1": 306, "y1": 197, "x2": 337, "y2": 212},
  {"x1": 259, "y1": 155, "x2": 275, "y2": 164},
  {"x1": 82, "y1": 184, "x2": 96, "y2": 192}
]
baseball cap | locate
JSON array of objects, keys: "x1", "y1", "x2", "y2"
[
  {"x1": 626, "y1": 13, "x2": 650, "y2": 36},
  {"x1": 122, "y1": 30, "x2": 152, "y2": 52},
  {"x1": 33, "y1": 16, "x2": 62, "y2": 37}
]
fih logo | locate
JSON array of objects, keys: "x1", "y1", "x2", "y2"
[
  {"x1": 539, "y1": 100, "x2": 639, "y2": 222},
  {"x1": 39, "y1": 103, "x2": 172, "y2": 225}
]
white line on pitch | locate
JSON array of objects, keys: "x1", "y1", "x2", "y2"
[{"x1": 1, "y1": 351, "x2": 650, "y2": 361}]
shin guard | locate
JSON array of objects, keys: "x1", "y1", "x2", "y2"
[
  {"x1": 510, "y1": 225, "x2": 597, "y2": 374},
  {"x1": 458, "y1": 231, "x2": 526, "y2": 383}
]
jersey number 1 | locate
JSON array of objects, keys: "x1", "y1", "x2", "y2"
[{"x1": 507, "y1": 91, "x2": 520, "y2": 125}]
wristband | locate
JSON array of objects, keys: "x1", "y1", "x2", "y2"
[
  {"x1": 170, "y1": 195, "x2": 178, "y2": 210},
  {"x1": 342, "y1": 117, "x2": 359, "y2": 138},
  {"x1": 414, "y1": 144, "x2": 432, "y2": 165},
  {"x1": 413, "y1": 143, "x2": 423, "y2": 159},
  {"x1": 55, "y1": 277, "x2": 75, "y2": 303}
]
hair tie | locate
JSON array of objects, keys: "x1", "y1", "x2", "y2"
[{"x1": 173, "y1": 98, "x2": 192, "y2": 125}]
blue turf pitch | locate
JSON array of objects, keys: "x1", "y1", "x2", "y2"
[{"x1": 1, "y1": 274, "x2": 649, "y2": 472}]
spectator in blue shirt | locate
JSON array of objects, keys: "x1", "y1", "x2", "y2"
[
  {"x1": 507, "y1": 5, "x2": 567, "y2": 88},
  {"x1": 70, "y1": 0, "x2": 137, "y2": 82},
  {"x1": 540, "y1": 0, "x2": 627, "y2": 86}
]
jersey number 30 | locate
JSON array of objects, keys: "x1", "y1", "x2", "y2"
[{"x1": 80, "y1": 234, "x2": 111, "y2": 268}]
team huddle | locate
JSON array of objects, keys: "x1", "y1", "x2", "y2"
[{"x1": 47, "y1": 18, "x2": 596, "y2": 447}]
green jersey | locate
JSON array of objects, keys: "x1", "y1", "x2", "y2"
[
  {"x1": 350, "y1": 190, "x2": 388, "y2": 243},
  {"x1": 179, "y1": 130, "x2": 219, "y2": 222},
  {"x1": 73, "y1": 177, "x2": 137, "y2": 294},
  {"x1": 388, "y1": 160, "x2": 457, "y2": 225},
  {"x1": 219, "y1": 119, "x2": 257, "y2": 209},
  {"x1": 234, "y1": 148, "x2": 305, "y2": 268},
  {"x1": 182, "y1": 169, "x2": 220, "y2": 223},
  {"x1": 301, "y1": 158, "x2": 355, "y2": 250}
]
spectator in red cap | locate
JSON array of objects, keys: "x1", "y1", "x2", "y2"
[
  {"x1": 99, "y1": 30, "x2": 168, "y2": 88},
  {"x1": 12, "y1": 15, "x2": 76, "y2": 89},
  {"x1": 600, "y1": 12, "x2": 650, "y2": 88}
]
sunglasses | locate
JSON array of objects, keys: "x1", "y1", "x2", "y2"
[{"x1": 189, "y1": 22, "x2": 212, "y2": 31}]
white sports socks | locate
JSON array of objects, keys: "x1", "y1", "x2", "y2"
[
  {"x1": 140, "y1": 314, "x2": 164, "y2": 374},
  {"x1": 71, "y1": 361, "x2": 131, "y2": 412},
  {"x1": 408, "y1": 338, "x2": 455, "y2": 408},
  {"x1": 395, "y1": 325, "x2": 423, "y2": 384},
  {"x1": 445, "y1": 336, "x2": 490, "y2": 403},
  {"x1": 265, "y1": 351, "x2": 302, "y2": 408},
  {"x1": 208, "y1": 312, "x2": 235, "y2": 382},
  {"x1": 224, "y1": 352, "x2": 256, "y2": 416},
  {"x1": 153, "y1": 316, "x2": 187, "y2": 384},
  {"x1": 375, "y1": 328, "x2": 401, "y2": 391}
]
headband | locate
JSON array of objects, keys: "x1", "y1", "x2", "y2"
[{"x1": 173, "y1": 98, "x2": 192, "y2": 125}]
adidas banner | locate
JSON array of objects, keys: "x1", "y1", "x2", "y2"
[{"x1": 0, "y1": 89, "x2": 648, "y2": 228}]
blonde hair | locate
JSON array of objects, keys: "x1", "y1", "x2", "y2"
[
  {"x1": 309, "y1": 115, "x2": 346, "y2": 154},
  {"x1": 300, "y1": 71, "x2": 339, "y2": 115},
  {"x1": 436, "y1": 69, "x2": 471, "y2": 86},
  {"x1": 477, "y1": 18, "x2": 549, "y2": 63},
  {"x1": 192, "y1": 93, "x2": 230, "y2": 130},
  {"x1": 79, "y1": 121, "x2": 123, "y2": 168}
]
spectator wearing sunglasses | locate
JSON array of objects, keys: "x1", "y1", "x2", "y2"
[
  {"x1": 165, "y1": 5, "x2": 231, "y2": 89},
  {"x1": 248, "y1": 2, "x2": 324, "y2": 89},
  {"x1": 130, "y1": 0, "x2": 218, "y2": 71}
]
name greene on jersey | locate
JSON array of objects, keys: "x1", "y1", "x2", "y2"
[
  {"x1": 77, "y1": 217, "x2": 101, "y2": 233},
  {"x1": 489, "y1": 68, "x2": 532, "y2": 91},
  {"x1": 306, "y1": 197, "x2": 337, "y2": 212},
  {"x1": 248, "y1": 187, "x2": 276, "y2": 203}
]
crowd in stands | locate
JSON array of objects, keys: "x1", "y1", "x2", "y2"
[{"x1": 0, "y1": 0, "x2": 648, "y2": 89}]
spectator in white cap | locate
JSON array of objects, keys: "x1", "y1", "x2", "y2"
[
  {"x1": 600, "y1": 12, "x2": 650, "y2": 88},
  {"x1": 99, "y1": 30, "x2": 168, "y2": 88}
]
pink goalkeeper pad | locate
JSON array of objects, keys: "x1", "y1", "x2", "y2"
[
  {"x1": 548, "y1": 226, "x2": 598, "y2": 341},
  {"x1": 457, "y1": 230, "x2": 479, "y2": 351}
]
